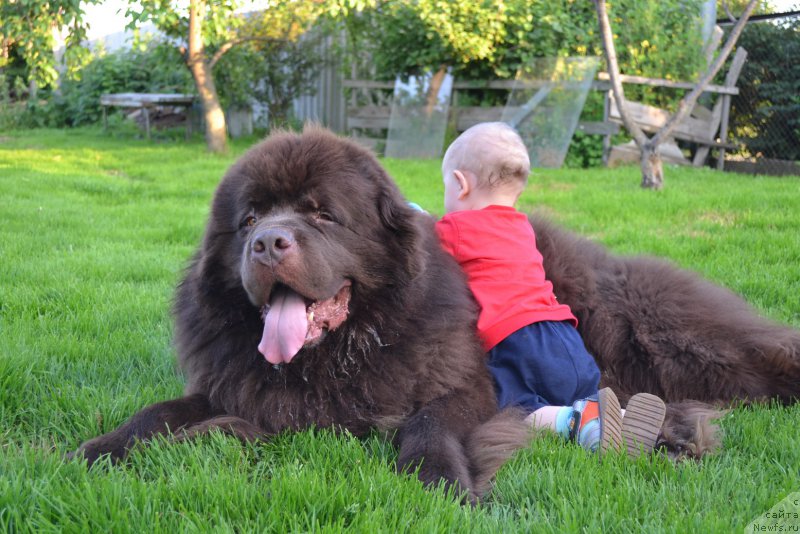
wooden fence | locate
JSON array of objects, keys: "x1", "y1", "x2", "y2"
[
  {"x1": 342, "y1": 78, "x2": 619, "y2": 161},
  {"x1": 343, "y1": 73, "x2": 742, "y2": 167}
]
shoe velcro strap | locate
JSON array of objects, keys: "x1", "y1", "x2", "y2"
[{"x1": 567, "y1": 409, "x2": 582, "y2": 442}]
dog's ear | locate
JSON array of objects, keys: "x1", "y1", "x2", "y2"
[{"x1": 378, "y1": 189, "x2": 428, "y2": 279}]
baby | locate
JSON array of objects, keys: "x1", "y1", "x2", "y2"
[{"x1": 435, "y1": 122, "x2": 666, "y2": 456}]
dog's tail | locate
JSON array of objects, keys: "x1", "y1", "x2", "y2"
[
  {"x1": 656, "y1": 401, "x2": 725, "y2": 460},
  {"x1": 465, "y1": 408, "x2": 532, "y2": 499},
  {"x1": 756, "y1": 327, "x2": 800, "y2": 404}
]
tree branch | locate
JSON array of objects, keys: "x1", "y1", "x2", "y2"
[
  {"x1": 652, "y1": 0, "x2": 757, "y2": 146},
  {"x1": 594, "y1": 0, "x2": 649, "y2": 148},
  {"x1": 209, "y1": 36, "x2": 280, "y2": 69},
  {"x1": 596, "y1": 0, "x2": 756, "y2": 151},
  {"x1": 722, "y1": 0, "x2": 737, "y2": 23}
]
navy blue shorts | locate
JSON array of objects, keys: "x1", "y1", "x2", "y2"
[{"x1": 487, "y1": 321, "x2": 601, "y2": 412}]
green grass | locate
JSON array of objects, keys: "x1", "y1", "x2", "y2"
[{"x1": 1, "y1": 128, "x2": 799, "y2": 533}]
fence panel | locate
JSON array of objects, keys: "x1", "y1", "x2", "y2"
[{"x1": 724, "y1": 12, "x2": 800, "y2": 175}]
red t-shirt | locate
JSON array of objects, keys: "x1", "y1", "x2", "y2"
[{"x1": 435, "y1": 205, "x2": 577, "y2": 351}]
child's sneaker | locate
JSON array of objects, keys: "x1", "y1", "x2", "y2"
[
  {"x1": 621, "y1": 393, "x2": 666, "y2": 457},
  {"x1": 567, "y1": 387, "x2": 623, "y2": 456}
]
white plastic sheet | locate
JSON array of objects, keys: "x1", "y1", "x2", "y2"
[
  {"x1": 502, "y1": 57, "x2": 599, "y2": 168},
  {"x1": 385, "y1": 70, "x2": 454, "y2": 159}
]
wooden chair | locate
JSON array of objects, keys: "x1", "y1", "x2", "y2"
[{"x1": 607, "y1": 47, "x2": 748, "y2": 169}]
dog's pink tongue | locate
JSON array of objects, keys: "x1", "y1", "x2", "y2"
[{"x1": 258, "y1": 287, "x2": 308, "y2": 365}]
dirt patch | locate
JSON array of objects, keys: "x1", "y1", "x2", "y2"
[{"x1": 697, "y1": 211, "x2": 737, "y2": 227}]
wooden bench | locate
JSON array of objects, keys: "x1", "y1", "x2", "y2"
[
  {"x1": 606, "y1": 47, "x2": 747, "y2": 169},
  {"x1": 100, "y1": 93, "x2": 196, "y2": 139}
]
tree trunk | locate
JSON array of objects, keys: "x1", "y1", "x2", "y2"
[
  {"x1": 640, "y1": 142, "x2": 664, "y2": 189},
  {"x1": 425, "y1": 65, "x2": 448, "y2": 117},
  {"x1": 595, "y1": 0, "x2": 757, "y2": 190},
  {"x1": 188, "y1": 0, "x2": 228, "y2": 154}
]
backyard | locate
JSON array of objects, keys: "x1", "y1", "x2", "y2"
[{"x1": 1, "y1": 128, "x2": 798, "y2": 532}]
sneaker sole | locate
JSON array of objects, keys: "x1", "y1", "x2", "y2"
[
  {"x1": 597, "y1": 387, "x2": 623, "y2": 457},
  {"x1": 622, "y1": 393, "x2": 667, "y2": 458}
]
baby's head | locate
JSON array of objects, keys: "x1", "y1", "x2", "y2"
[{"x1": 441, "y1": 122, "x2": 530, "y2": 213}]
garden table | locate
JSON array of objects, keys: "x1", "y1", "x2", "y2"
[{"x1": 100, "y1": 93, "x2": 196, "y2": 139}]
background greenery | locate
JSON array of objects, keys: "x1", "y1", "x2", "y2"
[
  {"x1": 1, "y1": 1, "x2": 708, "y2": 131},
  {"x1": 346, "y1": 0, "x2": 706, "y2": 84},
  {"x1": 1, "y1": 128, "x2": 798, "y2": 532},
  {"x1": 49, "y1": 37, "x2": 194, "y2": 128},
  {"x1": 730, "y1": 15, "x2": 800, "y2": 161},
  {"x1": 5, "y1": 1, "x2": 796, "y2": 166}
]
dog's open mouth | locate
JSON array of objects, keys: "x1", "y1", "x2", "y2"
[{"x1": 257, "y1": 282, "x2": 351, "y2": 365}]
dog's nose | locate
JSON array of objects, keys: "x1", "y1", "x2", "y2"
[{"x1": 252, "y1": 227, "x2": 295, "y2": 263}]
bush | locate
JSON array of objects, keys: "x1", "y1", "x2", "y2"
[
  {"x1": 11, "y1": 30, "x2": 326, "y2": 131},
  {"x1": 213, "y1": 30, "x2": 327, "y2": 126},
  {"x1": 44, "y1": 39, "x2": 193, "y2": 127}
]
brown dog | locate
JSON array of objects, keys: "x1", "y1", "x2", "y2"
[
  {"x1": 73, "y1": 126, "x2": 528, "y2": 501},
  {"x1": 73, "y1": 127, "x2": 799, "y2": 498}
]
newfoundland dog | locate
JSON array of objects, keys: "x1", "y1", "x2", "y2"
[{"x1": 73, "y1": 126, "x2": 800, "y2": 500}]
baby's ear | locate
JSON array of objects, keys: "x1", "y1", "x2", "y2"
[{"x1": 453, "y1": 170, "x2": 471, "y2": 199}]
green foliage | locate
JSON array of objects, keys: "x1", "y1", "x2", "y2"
[
  {"x1": 126, "y1": 0, "x2": 327, "y2": 126},
  {"x1": 730, "y1": 16, "x2": 800, "y2": 160},
  {"x1": 210, "y1": 3, "x2": 329, "y2": 120},
  {"x1": 45, "y1": 39, "x2": 193, "y2": 127},
  {"x1": 464, "y1": 0, "x2": 600, "y2": 80},
  {"x1": 0, "y1": 45, "x2": 32, "y2": 100},
  {"x1": 125, "y1": 0, "x2": 240, "y2": 43},
  {"x1": 338, "y1": 0, "x2": 508, "y2": 79},
  {"x1": 563, "y1": 130, "x2": 605, "y2": 169},
  {"x1": 212, "y1": 29, "x2": 327, "y2": 120},
  {"x1": 717, "y1": 0, "x2": 775, "y2": 17},
  {"x1": 0, "y1": 73, "x2": 58, "y2": 129},
  {"x1": 0, "y1": 74, "x2": 24, "y2": 130},
  {"x1": 3, "y1": 1, "x2": 328, "y2": 131},
  {"x1": 1, "y1": 129, "x2": 799, "y2": 532},
  {"x1": 339, "y1": 0, "x2": 708, "y2": 166},
  {"x1": 342, "y1": 0, "x2": 706, "y2": 83},
  {"x1": 0, "y1": 0, "x2": 99, "y2": 87},
  {"x1": 252, "y1": 37, "x2": 327, "y2": 125}
]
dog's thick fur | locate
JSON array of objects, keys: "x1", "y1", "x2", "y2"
[
  {"x1": 73, "y1": 127, "x2": 800, "y2": 499},
  {"x1": 532, "y1": 215, "x2": 800, "y2": 405}
]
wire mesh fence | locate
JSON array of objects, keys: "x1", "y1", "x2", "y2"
[{"x1": 723, "y1": 12, "x2": 800, "y2": 176}]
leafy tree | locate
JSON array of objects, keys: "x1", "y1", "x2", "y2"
[
  {"x1": 717, "y1": 0, "x2": 775, "y2": 18},
  {"x1": 222, "y1": 3, "x2": 330, "y2": 125},
  {"x1": 127, "y1": 0, "x2": 326, "y2": 153},
  {"x1": 342, "y1": 0, "x2": 511, "y2": 80},
  {"x1": 125, "y1": 0, "x2": 236, "y2": 152},
  {"x1": 341, "y1": 0, "x2": 707, "y2": 83},
  {"x1": 339, "y1": 0, "x2": 713, "y2": 170},
  {"x1": 0, "y1": 0, "x2": 99, "y2": 89}
]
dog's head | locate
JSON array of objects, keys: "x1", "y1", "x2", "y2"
[{"x1": 197, "y1": 126, "x2": 426, "y2": 365}]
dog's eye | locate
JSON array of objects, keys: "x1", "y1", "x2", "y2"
[
  {"x1": 315, "y1": 210, "x2": 335, "y2": 223},
  {"x1": 242, "y1": 216, "x2": 257, "y2": 228}
]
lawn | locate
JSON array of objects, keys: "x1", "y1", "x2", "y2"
[{"x1": 1, "y1": 128, "x2": 799, "y2": 533}]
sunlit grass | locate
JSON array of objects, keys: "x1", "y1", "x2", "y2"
[{"x1": 1, "y1": 128, "x2": 798, "y2": 532}]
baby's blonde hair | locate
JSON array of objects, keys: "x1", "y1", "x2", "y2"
[{"x1": 443, "y1": 122, "x2": 530, "y2": 190}]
